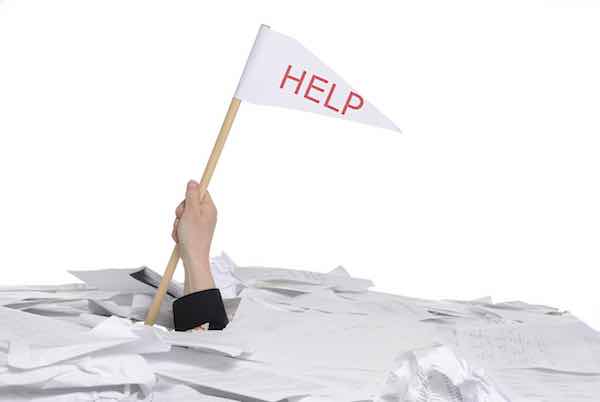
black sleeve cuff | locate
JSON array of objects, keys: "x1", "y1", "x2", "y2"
[{"x1": 173, "y1": 288, "x2": 229, "y2": 331}]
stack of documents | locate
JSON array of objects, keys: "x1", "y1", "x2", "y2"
[{"x1": 1, "y1": 252, "x2": 599, "y2": 401}]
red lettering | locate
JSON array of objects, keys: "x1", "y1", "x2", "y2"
[
  {"x1": 304, "y1": 74, "x2": 328, "y2": 104},
  {"x1": 341, "y1": 91, "x2": 364, "y2": 115},
  {"x1": 280, "y1": 65, "x2": 306, "y2": 95},
  {"x1": 280, "y1": 66, "x2": 362, "y2": 116},
  {"x1": 324, "y1": 83, "x2": 340, "y2": 112}
]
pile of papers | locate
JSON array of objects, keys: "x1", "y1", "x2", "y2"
[{"x1": 1, "y1": 253, "x2": 599, "y2": 401}]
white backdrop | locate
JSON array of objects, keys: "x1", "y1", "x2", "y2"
[{"x1": 1, "y1": 0, "x2": 599, "y2": 330}]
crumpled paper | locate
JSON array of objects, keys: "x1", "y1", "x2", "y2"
[{"x1": 377, "y1": 345, "x2": 511, "y2": 402}]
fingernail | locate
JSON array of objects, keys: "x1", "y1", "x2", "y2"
[{"x1": 187, "y1": 180, "x2": 197, "y2": 189}]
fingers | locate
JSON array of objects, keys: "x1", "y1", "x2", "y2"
[
  {"x1": 175, "y1": 200, "x2": 185, "y2": 219},
  {"x1": 172, "y1": 198, "x2": 185, "y2": 243},
  {"x1": 172, "y1": 217, "x2": 179, "y2": 242},
  {"x1": 185, "y1": 180, "x2": 201, "y2": 208},
  {"x1": 203, "y1": 191, "x2": 216, "y2": 213},
  {"x1": 185, "y1": 180, "x2": 214, "y2": 211},
  {"x1": 173, "y1": 180, "x2": 214, "y2": 243},
  {"x1": 179, "y1": 179, "x2": 216, "y2": 220}
]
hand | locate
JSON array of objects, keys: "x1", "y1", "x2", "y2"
[{"x1": 172, "y1": 180, "x2": 217, "y2": 293}]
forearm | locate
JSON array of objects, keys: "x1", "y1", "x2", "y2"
[
  {"x1": 175, "y1": 256, "x2": 228, "y2": 331},
  {"x1": 182, "y1": 254, "x2": 215, "y2": 295},
  {"x1": 172, "y1": 184, "x2": 226, "y2": 330}
]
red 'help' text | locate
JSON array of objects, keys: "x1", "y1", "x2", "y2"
[{"x1": 279, "y1": 64, "x2": 364, "y2": 115}]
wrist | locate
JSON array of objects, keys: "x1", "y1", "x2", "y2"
[
  {"x1": 186, "y1": 269, "x2": 216, "y2": 294},
  {"x1": 181, "y1": 252, "x2": 215, "y2": 294},
  {"x1": 185, "y1": 257, "x2": 210, "y2": 274}
]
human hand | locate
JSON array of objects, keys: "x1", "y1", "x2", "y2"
[{"x1": 172, "y1": 180, "x2": 217, "y2": 292}]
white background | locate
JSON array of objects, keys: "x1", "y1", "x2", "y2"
[{"x1": 1, "y1": 1, "x2": 598, "y2": 330}]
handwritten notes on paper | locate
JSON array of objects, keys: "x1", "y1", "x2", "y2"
[{"x1": 442, "y1": 320, "x2": 600, "y2": 373}]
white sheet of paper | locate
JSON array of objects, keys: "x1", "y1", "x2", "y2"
[
  {"x1": 224, "y1": 295, "x2": 436, "y2": 372},
  {"x1": 0, "y1": 284, "x2": 89, "y2": 292},
  {"x1": 130, "y1": 293, "x2": 174, "y2": 328},
  {"x1": 331, "y1": 291, "x2": 435, "y2": 320},
  {"x1": 141, "y1": 378, "x2": 236, "y2": 401},
  {"x1": 491, "y1": 368, "x2": 600, "y2": 402},
  {"x1": 88, "y1": 294, "x2": 174, "y2": 328},
  {"x1": 284, "y1": 289, "x2": 373, "y2": 315},
  {"x1": 147, "y1": 348, "x2": 330, "y2": 402},
  {"x1": 0, "y1": 353, "x2": 154, "y2": 389},
  {"x1": 260, "y1": 364, "x2": 385, "y2": 401},
  {"x1": 7, "y1": 316, "x2": 140, "y2": 369},
  {"x1": 22, "y1": 301, "x2": 92, "y2": 317},
  {"x1": 235, "y1": 266, "x2": 373, "y2": 292},
  {"x1": 69, "y1": 255, "x2": 241, "y2": 300},
  {"x1": 441, "y1": 320, "x2": 600, "y2": 373},
  {"x1": 0, "y1": 386, "x2": 134, "y2": 402},
  {"x1": 210, "y1": 252, "x2": 242, "y2": 299},
  {"x1": 89, "y1": 321, "x2": 171, "y2": 356},
  {"x1": 1, "y1": 290, "x2": 119, "y2": 310},
  {"x1": 158, "y1": 330, "x2": 247, "y2": 357},
  {"x1": 129, "y1": 267, "x2": 184, "y2": 298},
  {"x1": 0, "y1": 305, "x2": 88, "y2": 346},
  {"x1": 87, "y1": 298, "x2": 133, "y2": 317},
  {"x1": 68, "y1": 268, "x2": 164, "y2": 294}
]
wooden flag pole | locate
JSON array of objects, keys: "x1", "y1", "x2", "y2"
[{"x1": 144, "y1": 97, "x2": 242, "y2": 325}]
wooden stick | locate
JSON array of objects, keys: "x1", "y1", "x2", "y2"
[{"x1": 144, "y1": 97, "x2": 241, "y2": 325}]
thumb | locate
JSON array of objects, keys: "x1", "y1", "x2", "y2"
[{"x1": 185, "y1": 180, "x2": 201, "y2": 207}]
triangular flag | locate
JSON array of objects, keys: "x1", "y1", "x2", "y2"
[{"x1": 235, "y1": 25, "x2": 400, "y2": 132}]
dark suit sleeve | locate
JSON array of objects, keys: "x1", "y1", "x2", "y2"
[{"x1": 173, "y1": 288, "x2": 229, "y2": 331}]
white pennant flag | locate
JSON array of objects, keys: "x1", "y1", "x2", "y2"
[{"x1": 234, "y1": 25, "x2": 401, "y2": 132}]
